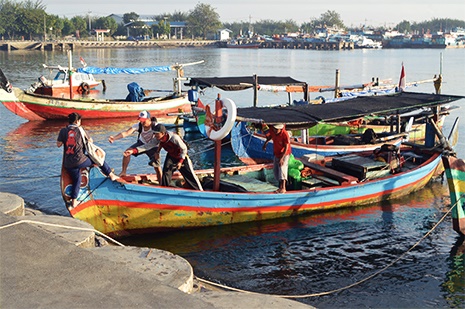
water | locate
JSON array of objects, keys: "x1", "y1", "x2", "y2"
[{"x1": 1, "y1": 48, "x2": 464, "y2": 308}]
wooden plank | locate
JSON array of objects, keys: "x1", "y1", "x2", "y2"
[{"x1": 301, "y1": 161, "x2": 358, "y2": 184}]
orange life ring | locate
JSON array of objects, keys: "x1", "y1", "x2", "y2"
[{"x1": 79, "y1": 82, "x2": 90, "y2": 94}]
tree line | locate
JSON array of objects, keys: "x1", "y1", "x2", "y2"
[{"x1": 1, "y1": 0, "x2": 464, "y2": 40}]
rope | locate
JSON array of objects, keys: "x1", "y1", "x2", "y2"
[
  {"x1": 196, "y1": 196, "x2": 464, "y2": 298},
  {"x1": 188, "y1": 139, "x2": 233, "y2": 157},
  {"x1": 0, "y1": 219, "x2": 126, "y2": 247},
  {"x1": 0, "y1": 175, "x2": 61, "y2": 185},
  {"x1": 1, "y1": 193, "x2": 462, "y2": 299},
  {"x1": 71, "y1": 174, "x2": 109, "y2": 209}
]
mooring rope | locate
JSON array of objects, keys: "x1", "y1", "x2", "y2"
[
  {"x1": 195, "y1": 196, "x2": 464, "y2": 298},
  {"x1": 0, "y1": 175, "x2": 61, "y2": 185},
  {"x1": 0, "y1": 219, "x2": 126, "y2": 247},
  {"x1": 1, "y1": 194, "x2": 463, "y2": 299}
]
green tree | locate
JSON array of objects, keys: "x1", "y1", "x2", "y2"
[
  {"x1": 94, "y1": 16, "x2": 118, "y2": 35},
  {"x1": 62, "y1": 18, "x2": 75, "y2": 36},
  {"x1": 71, "y1": 16, "x2": 87, "y2": 38},
  {"x1": 171, "y1": 10, "x2": 188, "y2": 22},
  {"x1": 1, "y1": 1, "x2": 23, "y2": 39},
  {"x1": 187, "y1": 2, "x2": 221, "y2": 39},
  {"x1": 152, "y1": 18, "x2": 170, "y2": 39},
  {"x1": 318, "y1": 10, "x2": 345, "y2": 29},
  {"x1": 396, "y1": 20, "x2": 412, "y2": 33},
  {"x1": 123, "y1": 12, "x2": 139, "y2": 24},
  {"x1": 16, "y1": 6, "x2": 44, "y2": 39}
]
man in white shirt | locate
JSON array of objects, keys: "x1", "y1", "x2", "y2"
[{"x1": 108, "y1": 111, "x2": 161, "y2": 179}]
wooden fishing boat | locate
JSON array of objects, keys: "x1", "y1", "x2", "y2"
[
  {"x1": 230, "y1": 121, "x2": 408, "y2": 164},
  {"x1": 59, "y1": 91, "x2": 464, "y2": 237},
  {"x1": 62, "y1": 147, "x2": 443, "y2": 237},
  {"x1": 2, "y1": 87, "x2": 192, "y2": 120},
  {"x1": 185, "y1": 75, "x2": 332, "y2": 137},
  {"x1": 305, "y1": 112, "x2": 447, "y2": 140},
  {"x1": 443, "y1": 155, "x2": 465, "y2": 236},
  {"x1": 0, "y1": 61, "x2": 203, "y2": 121},
  {"x1": 30, "y1": 64, "x2": 103, "y2": 97},
  {"x1": 185, "y1": 68, "x2": 442, "y2": 139}
]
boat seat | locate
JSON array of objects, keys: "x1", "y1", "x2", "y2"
[{"x1": 301, "y1": 161, "x2": 358, "y2": 184}]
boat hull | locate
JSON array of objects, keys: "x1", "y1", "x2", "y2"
[
  {"x1": 65, "y1": 152, "x2": 442, "y2": 237},
  {"x1": 306, "y1": 117, "x2": 444, "y2": 141},
  {"x1": 442, "y1": 156, "x2": 465, "y2": 235},
  {"x1": 5, "y1": 87, "x2": 192, "y2": 120},
  {"x1": 231, "y1": 121, "x2": 404, "y2": 164}
]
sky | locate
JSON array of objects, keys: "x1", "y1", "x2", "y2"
[{"x1": 40, "y1": 0, "x2": 465, "y2": 28}]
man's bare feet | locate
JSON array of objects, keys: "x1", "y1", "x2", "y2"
[{"x1": 109, "y1": 173, "x2": 120, "y2": 181}]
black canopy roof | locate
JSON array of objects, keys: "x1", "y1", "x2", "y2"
[
  {"x1": 236, "y1": 91, "x2": 464, "y2": 127},
  {"x1": 185, "y1": 76, "x2": 307, "y2": 91}
]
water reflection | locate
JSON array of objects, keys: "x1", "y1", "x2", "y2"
[
  {"x1": 442, "y1": 236, "x2": 465, "y2": 308},
  {"x1": 121, "y1": 181, "x2": 462, "y2": 307}
]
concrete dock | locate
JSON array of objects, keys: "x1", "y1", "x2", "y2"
[{"x1": 0, "y1": 192, "x2": 314, "y2": 308}]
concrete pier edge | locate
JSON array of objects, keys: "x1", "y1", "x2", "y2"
[{"x1": 0, "y1": 192, "x2": 314, "y2": 308}]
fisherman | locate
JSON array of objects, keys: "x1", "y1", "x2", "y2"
[
  {"x1": 109, "y1": 110, "x2": 162, "y2": 179},
  {"x1": 262, "y1": 123, "x2": 291, "y2": 193},
  {"x1": 125, "y1": 124, "x2": 203, "y2": 191}
]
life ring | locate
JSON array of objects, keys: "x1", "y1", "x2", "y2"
[
  {"x1": 204, "y1": 98, "x2": 237, "y2": 141},
  {"x1": 79, "y1": 82, "x2": 90, "y2": 94}
]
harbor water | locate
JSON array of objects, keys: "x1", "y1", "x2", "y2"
[{"x1": 0, "y1": 47, "x2": 464, "y2": 308}]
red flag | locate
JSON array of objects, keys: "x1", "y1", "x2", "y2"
[
  {"x1": 398, "y1": 63, "x2": 406, "y2": 92},
  {"x1": 79, "y1": 57, "x2": 87, "y2": 67}
]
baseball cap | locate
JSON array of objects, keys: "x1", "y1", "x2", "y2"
[
  {"x1": 138, "y1": 111, "x2": 150, "y2": 121},
  {"x1": 273, "y1": 123, "x2": 284, "y2": 130},
  {"x1": 153, "y1": 124, "x2": 166, "y2": 134}
]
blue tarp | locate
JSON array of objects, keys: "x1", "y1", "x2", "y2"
[
  {"x1": 126, "y1": 82, "x2": 145, "y2": 102},
  {"x1": 77, "y1": 65, "x2": 172, "y2": 75}
]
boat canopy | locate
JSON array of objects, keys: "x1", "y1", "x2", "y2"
[
  {"x1": 186, "y1": 76, "x2": 307, "y2": 91},
  {"x1": 77, "y1": 65, "x2": 172, "y2": 75},
  {"x1": 236, "y1": 91, "x2": 464, "y2": 128}
]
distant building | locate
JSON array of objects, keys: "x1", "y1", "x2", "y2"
[
  {"x1": 218, "y1": 29, "x2": 232, "y2": 41},
  {"x1": 108, "y1": 14, "x2": 186, "y2": 39}
]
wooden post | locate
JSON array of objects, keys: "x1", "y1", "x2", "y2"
[
  {"x1": 214, "y1": 140, "x2": 221, "y2": 191},
  {"x1": 68, "y1": 50, "x2": 73, "y2": 99},
  {"x1": 253, "y1": 74, "x2": 258, "y2": 107},
  {"x1": 334, "y1": 69, "x2": 340, "y2": 98},
  {"x1": 213, "y1": 94, "x2": 223, "y2": 191}
]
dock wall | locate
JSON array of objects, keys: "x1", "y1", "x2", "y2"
[{"x1": 0, "y1": 40, "x2": 219, "y2": 51}]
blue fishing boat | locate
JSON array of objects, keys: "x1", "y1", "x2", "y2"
[{"x1": 230, "y1": 121, "x2": 408, "y2": 164}]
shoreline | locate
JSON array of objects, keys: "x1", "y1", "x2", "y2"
[{"x1": 0, "y1": 40, "x2": 219, "y2": 51}]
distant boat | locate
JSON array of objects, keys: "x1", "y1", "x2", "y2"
[
  {"x1": 226, "y1": 40, "x2": 261, "y2": 48},
  {"x1": 355, "y1": 37, "x2": 382, "y2": 49}
]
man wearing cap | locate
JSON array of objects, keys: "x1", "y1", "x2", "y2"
[
  {"x1": 128, "y1": 124, "x2": 203, "y2": 191},
  {"x1": 262, "y1": 123, "x2": 291, "y2": 193},
  {"x1": 108, "y1": 110, "x2": 161, "y2": 180}
]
